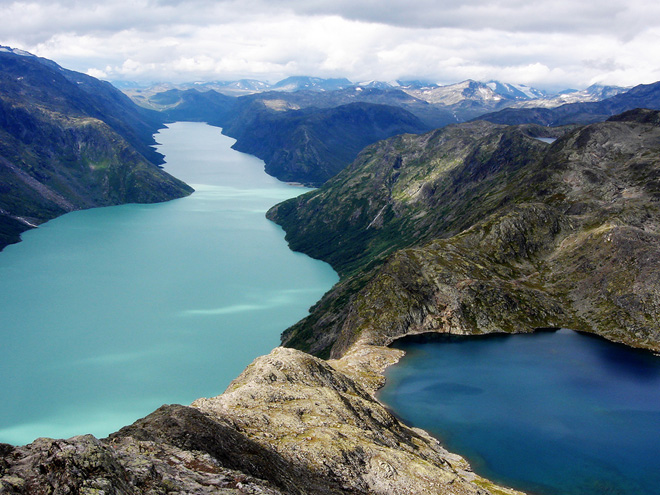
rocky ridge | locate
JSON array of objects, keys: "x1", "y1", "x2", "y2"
[{"x1": 0, "y1": 346, "x2": 522, "y2": 495}]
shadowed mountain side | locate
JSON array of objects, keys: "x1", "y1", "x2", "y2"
[
  {"x1": 0, "y1": 50, "x2": 193, "y2": 251},
  {"x1": 268, "y1": 109, "x2": 660, "y2": 358},
  {"x1": 225, "y1": 102, "x2": 430, "y2": 186}
]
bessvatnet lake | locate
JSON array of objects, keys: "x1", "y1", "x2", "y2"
[
  {"x1": 379, "y1": 329, "x2": 660, "y2": 495},
  {"x1": 0, "y1": 122, "x2": 338, "y2": 445}
]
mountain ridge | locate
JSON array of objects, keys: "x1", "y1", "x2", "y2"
[
  {"x1": 130, "y1": 78, "x2": 655, "y2": 187},
  {"x1": 0, "y1": 48, "x2": 193, "y2": 250},
  {"x1": 268, "y1": 109, "x2": 660, "y2": 358}
]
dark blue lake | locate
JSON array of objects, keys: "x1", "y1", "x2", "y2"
[{"x1": 378, "y1": 329, "x2": 660, "y2": 495}]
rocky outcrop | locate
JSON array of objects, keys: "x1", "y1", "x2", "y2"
[
  {"x1": 0, "y1": 431, "x2": 285, "y2": 494},
  {"x1": 1, "y1": 347, "x2": 523, "y2": 495}
]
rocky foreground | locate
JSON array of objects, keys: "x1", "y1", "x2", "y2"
[{"x1": 0, "y1": 346, "x2": 521, "y2": 495}]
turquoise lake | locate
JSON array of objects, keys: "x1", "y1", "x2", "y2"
[
  {"x1": 0, "y1": 122, "x2": 338, "y2": 445},
  {"x1": 378, "y1": 329, "x2": 660, "y2": 495}
]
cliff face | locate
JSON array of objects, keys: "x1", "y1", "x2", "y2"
[
  {"x1": 0, "y1": 347, "x2": 522, "y2": 495},
  {"x1": 268, "y1": 109, "x2": 660, "y2": 357}
]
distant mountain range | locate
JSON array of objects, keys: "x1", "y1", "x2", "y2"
[
  {"x1": 127, "y1": 75, "x2": 656, "y2": 186},
  {"x1": 478, "y1": 80, "x2": 660, "y2": 126},
  {"x1": 509, "y1": 84, "x2": 629, "y2": 108},
  {"x1": 122, "y1": 76, "x2": 629, "y2": 106},
  {"x1": 122, "y1": 75, "x2": 628, "y2": 109}
]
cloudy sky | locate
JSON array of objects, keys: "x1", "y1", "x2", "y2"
[{"x1": 2, "y1": 0, "x2": 660, "y2": 91}]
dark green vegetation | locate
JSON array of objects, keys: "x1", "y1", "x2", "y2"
[
  {"x1": 0, "y1": 49, "x2": 193, "y2": 250},
  {"x1": 268, "y1": 109, "x2": 660, "y2": 358},
  {"x1": 225, "y1": 101, "x2": 429, "y2": 185}
]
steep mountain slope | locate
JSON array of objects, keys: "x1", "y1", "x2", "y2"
[
  {"x1": 268, "y1": 109, "x2": 660, "y2": 358},
  {"x1": 225, "y1": 101, "x2": 430, "y2": 186},
  {"x1": 0, "y1": 49, "x2": 193, "y2": 250},
  {"x1": 6, "y1": 49, "x2": 167, "y2": 166}
]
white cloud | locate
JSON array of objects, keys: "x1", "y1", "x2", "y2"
[{"x1": 2, "y1": 0, "x2": 660, "y2": 90}]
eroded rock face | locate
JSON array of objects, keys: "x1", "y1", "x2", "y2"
[{"x1": 0, "y1": 431, "x2": 285, "y2": 495}]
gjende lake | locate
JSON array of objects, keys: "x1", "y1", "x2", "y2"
[
  {"x1": 378, "y1": 329, "x2": 660, "y2": 495},
  {"x1": 0, "y1": 122, "x2": 338, "y2": 445}
]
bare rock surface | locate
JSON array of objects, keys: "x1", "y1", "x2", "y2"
[{"x1": 192, "y1": 346, "x2": 523, "y2": 495}]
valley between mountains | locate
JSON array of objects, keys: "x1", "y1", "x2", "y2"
[{"x1": 1, "y1": 46, "x2": 660, "y2": 494}]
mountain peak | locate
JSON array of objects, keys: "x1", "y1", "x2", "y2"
[{"x1": 0, "y1": 46, "x2": 35, "y2": 58}]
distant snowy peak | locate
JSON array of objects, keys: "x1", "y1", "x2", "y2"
[
  {"x1": 395, "y1": 80, "x2": 439, "y2": 90},
  {"x1": 271, "y1": 76, "x2": 353, "y2": 92},
  {"x1": 0, "y1": 46, "x2": 35, "y2": 58},
  {"x1": 402, "y1": 80, "x2": 508, "y2": 106},
  {"x1": 217, "y1": 79, "x2": 271, "y2": 91},
  {"x1": 511, "y1": 83, "x2": 630, "y2": 109},
  {"x1": 356, "y1": 80, "x2": 393, "y2": 89},
  {"x1": 245, "y1": 80, "x2": 270, "y2": 90},
  {"x1": 486, "y1": 81, "x2": 547, "y2": 100},
  {"x1": 583, "y1": 84, "x2": 629, "y2": 99}
]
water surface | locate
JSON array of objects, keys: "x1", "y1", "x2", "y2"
[
  {"x1": 0, "y1": 122, "x2": 338, "y2": 445},
  {"x1": 379, "y1": 329, "x2": 660, "y2": 495}
]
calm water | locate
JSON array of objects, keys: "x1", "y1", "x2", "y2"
[
  {"x1": 378, "y1": 329, "x2": 660, "y2": 495},
  {"x1": 0, "y1": 122, "x2": 338, "y2": 445}
]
